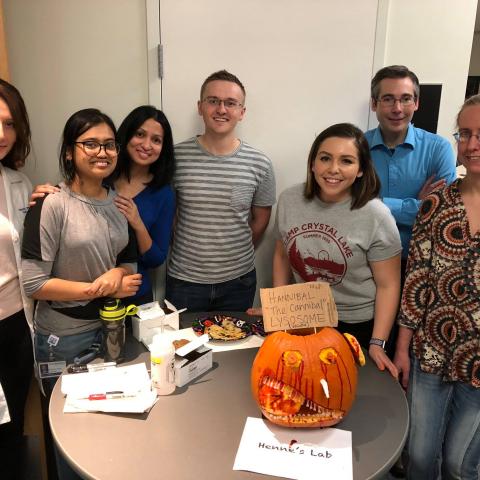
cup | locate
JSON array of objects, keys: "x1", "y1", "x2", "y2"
[{"x1": 100, "y1": 299, "x2": 137, "y2": 363}]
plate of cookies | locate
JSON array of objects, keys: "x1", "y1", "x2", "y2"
[{"x1": 192, "y1": 315, "x2": 252, "y2": 342}]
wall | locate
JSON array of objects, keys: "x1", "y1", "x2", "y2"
[
  {"x1": 470, "y1": 33, "x2": 480, "y2": 75},
  {"x1": 369, "y1": 0, "x2": 477, "y2": 140},
  {"x1": 3, "y1": 0, "x2": 149, "y2": 185},
  {"x1": 4, "y1": 0, "x2": 477, "y2": 303}
]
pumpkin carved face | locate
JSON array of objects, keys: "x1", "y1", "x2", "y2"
[{"x1": 251, "y1": 327, "x2": 364, "y2": 428}]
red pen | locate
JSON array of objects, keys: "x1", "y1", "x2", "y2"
[{"x1": 87, "y1": 391, "x2": 131, "y2": 400}]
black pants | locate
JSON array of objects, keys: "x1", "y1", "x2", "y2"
[
  {"x1": 0, "y1": 309, "x2": 33, "y2": 479},
  {"x1": 336, "y1": 319, "x2": 373, "y2": 350}
]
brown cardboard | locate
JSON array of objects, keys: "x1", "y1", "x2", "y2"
[{"x1": 260, "y1": 282, "x2": 338, "y2": 332}]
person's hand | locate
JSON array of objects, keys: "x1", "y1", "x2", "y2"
[
  {"x1": 417, "y1": 174, "x2": 446, "y2": 200},
  {"x1": 85, "y1": 269, "x2": 125, "y2": 297},
  {"x1": 246, "y1": 307, "x2": 263, "y2": 316},
  {"x1": 393, "y1": 348, "x2": 410, "y2": 390},
  {"x1": 114, "y1": 195, "x2": 143, "y2": 230},
  {"x1": 368, "y1": 344, "x2": 398, "y2": 379},
  {"x1": 113, "y1": 274, "x2": 142, "y2": 298},
  {"x1": 29, "y1": 183, "x2": 60, "y2": 206}
]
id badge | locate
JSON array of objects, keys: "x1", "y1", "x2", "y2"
[{"x1": 38, "y1": 361, "x2": 67, "y2": 379}]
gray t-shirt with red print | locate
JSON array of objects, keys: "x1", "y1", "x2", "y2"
[{"x1": 274, "y1": 183, "x2": 401, "y2": 323}]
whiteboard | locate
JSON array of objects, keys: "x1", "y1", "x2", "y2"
[{"x1": 147, "y1": 0, "x2": 379, "y2": 300}]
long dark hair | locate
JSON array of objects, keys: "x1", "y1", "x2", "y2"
[
  {"x1": 59, "y1": 108, "x2": 117, "y2": 184},
  {"x1": 111, "y1": 105, "x2": 175, "y2": 189},
  {"x1": 0, "y1": 79, "x2": 31, "y2": 169},
  {"x1": 304, "y1": 123, "x2": 380, "y2": 209}
]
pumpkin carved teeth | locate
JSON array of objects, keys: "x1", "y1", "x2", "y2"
[{"x1": 259, "y1": 375, "x2": 344, "y2": 424}]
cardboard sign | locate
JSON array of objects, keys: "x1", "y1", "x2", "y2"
[{"x1": 260, "y1": 282, "x2": 338, "y2": 332}]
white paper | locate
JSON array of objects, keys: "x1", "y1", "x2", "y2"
[
  {"x1": 0, "y1": 381, "x2": 10, "y2": 425},
  {"x1": 233, "y1": 417, "x2": 352, "y2": 480},
  {"x1": 63, "y1": 388, "x2": 157, "y2": 414},
  {"x1": 61, "y1": 363, "x2": 150, "y2": 398},
  {"x1": 61, "y1": 363, "x2": 157, "y2": 414}
]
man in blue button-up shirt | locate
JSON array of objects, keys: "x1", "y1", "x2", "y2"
[{"x1": 365, "y1": 66, "x2": 456, "y2": 267}]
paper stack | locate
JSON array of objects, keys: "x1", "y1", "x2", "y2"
[{"x1": 61, "y1": 363, "x2": 157, "y2": 414}]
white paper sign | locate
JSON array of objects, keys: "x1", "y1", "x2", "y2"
[{"x1": 233, "y1": 417, "x2": 352, "y2": 480}]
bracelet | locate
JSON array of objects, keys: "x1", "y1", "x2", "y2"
[{"x1": 369, "y1": 337, "x2": 386, "y2": 349}]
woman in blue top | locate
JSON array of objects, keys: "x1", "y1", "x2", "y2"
[{"x1": 111, "y1": 106, "x2": 175, "y2": 304}]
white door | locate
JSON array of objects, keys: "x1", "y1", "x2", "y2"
[{"x1": 147, "y1": 0, "x2": 379, "y2": 300}]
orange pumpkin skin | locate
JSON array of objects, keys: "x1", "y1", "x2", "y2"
[{"x1": 251, "y1": 327, "x2": 359, "y2": 428}]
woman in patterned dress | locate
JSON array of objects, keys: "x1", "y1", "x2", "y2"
[{"x1": 394, "y1": 94, "x2": 480, "y2": 479}]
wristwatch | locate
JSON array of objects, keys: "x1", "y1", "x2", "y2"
[{"x1": 369, "y1": 337, "x2": 386, "y2": 349}]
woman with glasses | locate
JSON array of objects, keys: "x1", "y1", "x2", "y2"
[
  {"x1": 0, "y1": 79, "x2": 34, "y2": 479},
  {"x1": 394, "y1": 94, "x2": 480, "y2": 479},
  {"x1": 21, "y1": 108, "x2": 140, "y2": 396},
  {"x1": 110, "y1": 106, "x2": 175, "y2": 305}
]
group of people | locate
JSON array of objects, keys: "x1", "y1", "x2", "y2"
[{"x1": 0, "y1": 63, "x2": 479, "y2": 480}]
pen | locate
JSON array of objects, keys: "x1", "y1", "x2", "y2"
[{"x1": 87, "y1": 391, "x2": 135, "y2": 401}]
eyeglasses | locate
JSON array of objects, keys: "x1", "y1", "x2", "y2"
[
  {"x1": 75, "y1": 141, "x2": 120, "y2": 157},
  {"x1": 377, "y1": 95, "x2": 416, "y2": 107},
  {"x1": 202, "y1": 97, "x2": 243, "y2": 109},
  {"x1": 453, "y1": 132, "x2": 480, "y2": 143}
]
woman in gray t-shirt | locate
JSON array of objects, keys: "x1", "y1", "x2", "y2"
[
  {"x1": 273, "y1": 123, "x2": 401, "y2": 378},
  {"x1": 21, "y1": 109, "x2": 140, "y2": 393}
]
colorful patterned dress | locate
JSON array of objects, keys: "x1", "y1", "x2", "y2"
[{"x1": 398, "y1": 179, "x2": 480, "y2": 387}]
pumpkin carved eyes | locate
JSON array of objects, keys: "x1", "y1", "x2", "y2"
[
  {"x1": 282, "y1": 350, "x2": 303, "y2": 369},
  {"x1": 319, "y1": 347, "x2": 338, "y2": 365}
]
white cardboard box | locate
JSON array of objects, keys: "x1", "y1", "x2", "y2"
[
  {"x1": 147, "y1": 332, "x2": 213, "y2": 388},
  {"x1": 174, "y1": 344, "x2": 213, "y2": 387},
  {"x1": 132, "y1": 300, "x2": 181, "y2": 345},
  {"x1": 174, "y1": 334, "x2": 212, "y2": 387}
]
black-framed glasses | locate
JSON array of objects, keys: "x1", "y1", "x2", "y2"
[
  {"x1": 453, "y1": 132, "x2": 480, "y2": 143},
  {"x1": 377, "y1": 95, "x2": 416, "y2": 107},
  {"x1": 202, "y1": 97, "x2": 243, "y2": 109},
  {"x1": 75, "y1": 141, "x2": 120, "y2": 157}
]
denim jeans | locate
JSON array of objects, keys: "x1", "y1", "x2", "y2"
[
  {"x1": 35, "y1": 329, "x2": 102, "y2": 480},
  {"x1": 406, "y1": 356, "x2": 480, "y2": 480},
  {"x1": 165, "y1": 269, "x2": 256, "y2": 313}
]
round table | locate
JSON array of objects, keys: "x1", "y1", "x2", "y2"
[{"x1": 49, "y1": 329, "x2": 408, "y2": 480}]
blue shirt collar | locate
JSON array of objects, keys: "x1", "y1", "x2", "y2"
[{"x1": 371, "y1": 123, "x2": 415, "y2": 149}]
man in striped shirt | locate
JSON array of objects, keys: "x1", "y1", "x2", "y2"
[{"x1": 166, "y1": 70, "x2": 276, "y2": 313}]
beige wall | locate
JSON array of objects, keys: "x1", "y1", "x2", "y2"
[
  {"x1": 470, "y1": 33, "x2": 480, "y2": 76},
  {"x1": 3, "y1": 0, "x2": 149, "y2": 185},
  {"x1": 4, "y1": 0, "x2": 478, "y2": 303},
  {"x1": 0, "y1": 0, "x2": 10, "y2": 80}
]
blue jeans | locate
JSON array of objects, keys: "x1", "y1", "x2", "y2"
[
  {"x1": 35, "y1": 328, "x2": 102, "y2": 394},
  {"x1": 406, "y1": 356, "x2": 480, "y2": 479},
  {"x1": 35, "y1": 329, "x2": 102, "y2": 480},
  {"x1": 165, "y1": 269, "x2": 256, "y2": 313}
]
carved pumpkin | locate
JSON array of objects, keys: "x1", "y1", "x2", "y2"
[{"x1": 251, "y1": 327, "x2": 364, "y2": 428}]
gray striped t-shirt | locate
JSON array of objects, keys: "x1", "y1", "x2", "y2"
[{"x1": 168, "y1": 137, "x2": 275, "y2": 283}]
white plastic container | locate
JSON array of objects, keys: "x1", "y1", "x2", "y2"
[{"x1": 150, "y1": 334, "x2": 176, "y2": 395}]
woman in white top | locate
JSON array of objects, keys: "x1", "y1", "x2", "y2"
[{"x1": 0, "y1": 78, "x2": 34, "y2": 479}]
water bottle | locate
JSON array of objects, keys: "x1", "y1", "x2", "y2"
[
  {"x1": 150, "y1": 334, "x2": 176, "y2": 395},
  {"x1": 99, "y1": 299, "x2": 137, "y2": 363}
]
